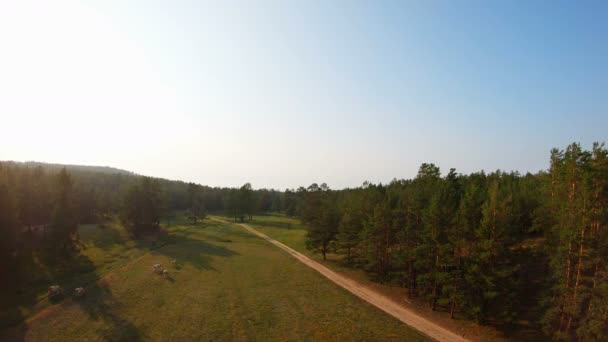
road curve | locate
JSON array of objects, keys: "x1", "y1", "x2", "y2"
[{"x1": 212, "y1": 218, "x2": 469, "y2": 342}]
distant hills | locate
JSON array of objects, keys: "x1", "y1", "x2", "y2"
[{"x1": 1, "y1": 161, "x2": 136, "y2": 176}]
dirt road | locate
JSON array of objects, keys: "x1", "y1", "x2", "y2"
[{"x1": 213, "y1": 218, "x2": 469, "y2": 342}]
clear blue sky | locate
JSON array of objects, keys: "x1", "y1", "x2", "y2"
[{"x1": 0, "y1": 1, "x2": 606, "y2": 189}]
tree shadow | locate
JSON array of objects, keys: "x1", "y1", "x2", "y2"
[
  {"x1": 0, "y1": 247, "x2": 143, "y2": 342},
  {"x1": 201, "y1": 228, "x2": 256, "y2": 242},
  {"x1": 76, "y1": 280, "x2": 144, "y2": 341},
  {"x1": 0, "y1": 248, "x2": 99, "y2": 335},
  {"x1": 80, "y1": 223, "x2": 129, "y2": 250},
  {"x1": 248, "y1": 218, "x2": 302, "y2": 231},
  {"x1": 144, "y1": 231, "x2": 241, "y2": 272},
  {"x1": 1, "y1": 218, "x2": 242, "y2": 341},
  {"x1": 0, "y1": 273, "x2": 37, "y2": 342}
]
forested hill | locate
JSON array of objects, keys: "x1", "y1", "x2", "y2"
[
  {"x1": 1, "y1": 160, "x2": 198, "y2": 218},
  {"x1": 5, "y1": 161, "x2": 136, "y2": 175},
  {"x1": 0, "y1": 160, "x2": 284, "y2": 224},
  {"x1": 0, "y1": 160, "x2": 284, "y2": 265}
]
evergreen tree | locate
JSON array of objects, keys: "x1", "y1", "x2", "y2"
[
  {"x1": 450, "y1": 172, "x2": 486, "y2": 318},
  {"x1": 0, "y1": 182, "x2": 19, "y2": 274},
  {"x1": 283, "y1": 189, "x2": 298, "y2": 216},
  {"x1": 577, "y1": 143, "x2": 608, "y2": 339},
  {"x1": 187, "y1": 183, "x2": 207, "y2": 224},
  {"x1": 542, "y1": 143, "x2": 608, "y2": 339},
  {"x1": 361, "y1": 201, "x2": 395, "y2": 279},
  {"x1": 303, "y1": 184, "x2": 339, "y2": 260},
  {"x1": 337, "y1": 207, "x2": 362, "y2": 264},
  {"x1": 122, "y1": 177, "x2": 163, "y2": 236},
  {"x1": 464, "y1": 177, "x2": 520, "y2": 323},
  {"x1": 49, "y1": 168, "x2": 78, "y2": 252},
  {"x1": 239, "y1": 183, "x2": 255, "y2": 221}
]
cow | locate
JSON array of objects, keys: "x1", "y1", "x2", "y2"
[
  {"x1": 48, "y1": 285, "x2": 63, "y2": 298},
  {"x1": 152, "y1": 264, "x2": 163, "y2": 273},
  {"x1": 74, "y1": 287, "x2": 86, "y2": 297}
]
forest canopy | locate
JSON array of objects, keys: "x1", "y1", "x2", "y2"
[{"x1": 289, "y1": 142, "x2": 608, "y2": 340}]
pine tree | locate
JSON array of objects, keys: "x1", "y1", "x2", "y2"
[
  {"x1": 122, "y1": 177, "x2": 163, "y2": 236},
  {"x1": 396, "y1": 185, "x2": 420, "y2": 298},
  {"x1": 303, "y1": 184, "x2": 339, "y2": 260},
  {"x1": 187, "y1": 183, "x2": 207, "y2": 224},
  {"x1": 0, "y1": 181, "x2": 19, "y2": 274},
  {"x1": 50, "y1": 168, "x2": 78, "y2": 252},
  {"x1": 464, "y1": 176, "x2": 519, "y2": 323},
  {"x1": 337, "y1": 204, "x2": 363, "y2": 264},
  {"x1": 439, "y1": 169, "x2": 464, "y2": 318},
  {"x1": 542, "y1": 143, "x2": 594, "y2": 339},
  {"x1": 239, "y1": 183, "x2": 254, "y2": 221},
  {"x1": 416, "y1": 169, "x2": 462, "y2": 311},
  {"x1": 361, "y1": 202, "x2": 395, "y2": 280},
  {"x1": 574, "y1": 143, "x2": 608, "y2": 340},
  {"x1": 283, "y1": 189, "x2": 298, "y2": 216}
]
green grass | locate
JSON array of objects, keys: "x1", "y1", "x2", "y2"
[
  {"x1": 232, "y1": 213, "x2": 310, "y2": 251},
  {"x1": 1, "y1": 216, "x2": 427, "y2": 341},
  {"x1": 239, "y1": 213, "x2": 342, "y2": 263},
  {"x1": 240, "y1": 213, "x2": 541, "y2": 342},
  {"x1": 216, "y1": 213, "x2": 350, "y2": 273},
  {"x1": 0, "y1": 221, "x2": 158, "y2": 330}
]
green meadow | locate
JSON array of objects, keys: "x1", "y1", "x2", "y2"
[{"x1": 0, "y1": 216, "x2": 426, "y2": 341}]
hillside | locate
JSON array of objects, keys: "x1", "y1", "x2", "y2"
[{"x1": 2, "y1": 161, "x2": 135, "y2": 176}]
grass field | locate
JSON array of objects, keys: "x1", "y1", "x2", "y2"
[
  {"x1": 1, "y1": 216, "x2": 427, "y2": 341},
  {"x1": 238, "y1": 213, "x2": 539, "y2": 342},
  {"x1": 240, "y1": 213, "x2": 346, "y2": 266}
]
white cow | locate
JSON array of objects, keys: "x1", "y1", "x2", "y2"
[
  {"x1": 48, "y1": 285, "x2": 63, "y2": 297},
  {"x1": 74, "y1": 287, "x2": 86, "y2": 297}
]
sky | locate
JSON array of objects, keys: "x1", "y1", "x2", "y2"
[{"x1": 0, "y1": 1, "x2": 606, "y2": 189}]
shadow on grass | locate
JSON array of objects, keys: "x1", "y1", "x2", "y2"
[
  {"x1": 247, "y1": 217, "x2": 305, "y2": 232},
  {"x1": 80, "y1": 223, "x2": 129, "y2": 250},
  {"x1": 147, "y1": 230, "x2": 241, "y2": 272},
  {"x1": 1, "y1": 218, "x2": 242, "y2": 341},
  {"x1": 77, "y1": 281, "x2": 144, "y2": 342},
  {"x1": 73, "y1": 222, "x2": 246, "y2": 341},
  {"x1": 0, "y1": 249, "x2": 101, "y2": 332},
  {"x1": 0, "y1": 269, "x2": 38, "y2": 342},
  {"x1": 0, "y1": 249, "x2": 144, "y2": 342},
  {"x1": 171, "y1": 219, "x2": 256, "y2": 243}
]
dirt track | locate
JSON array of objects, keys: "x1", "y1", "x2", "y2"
[{"x1": 214, "y1": 218, "x2": 469, "y2": 342}]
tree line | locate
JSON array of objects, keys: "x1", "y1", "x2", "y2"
[
  {"x1": 1, "y1": 142, "x2": 605, "y2": 339},
  {"x1": 0, "y1": 162, "x2": 281, "y2": 272},
  {"x1": 291, "y1": 143, "x2": 607, "y2": 340}
]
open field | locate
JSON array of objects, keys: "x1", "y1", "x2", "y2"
[
  {"x1": 213, "y1": 217, "x2": 468, "y2": 342},
  {"x1": 226, "y1": 213, "x2": 513, "y2": 342},
  {"x1": 0, "y1": 217, "x2": 427, "y2": 341}
]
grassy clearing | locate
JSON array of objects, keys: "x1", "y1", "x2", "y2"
[
  {"x1": 241, "y1": 213, "x2": 540, "y2": 342},
  {"x1": 232, "y1": 213, "x2": 374, "y2": 291},
  {"x1": 217, "y1": 213, "x2": 351, "y2": 273},
  {"x1": 237, "y1": 213, "x2": 339, "y2": 263},
  {"x1": 1, "y1": 216, "x2": 426, "y2": 341},
  {"x1": 0, "y1": 221, "x2": 157, "y2": 330}
]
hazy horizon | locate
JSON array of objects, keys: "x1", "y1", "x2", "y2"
[
  {"x1": 1, "y1": 1, "x2": 606, "y2": 189},
  {"x1": 0, "y1": 156, "x2": 552, "y2": 190}
]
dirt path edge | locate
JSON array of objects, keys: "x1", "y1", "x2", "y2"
[{"x1": 213, "y1": 218, "x2": 469, "y2": 342}]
